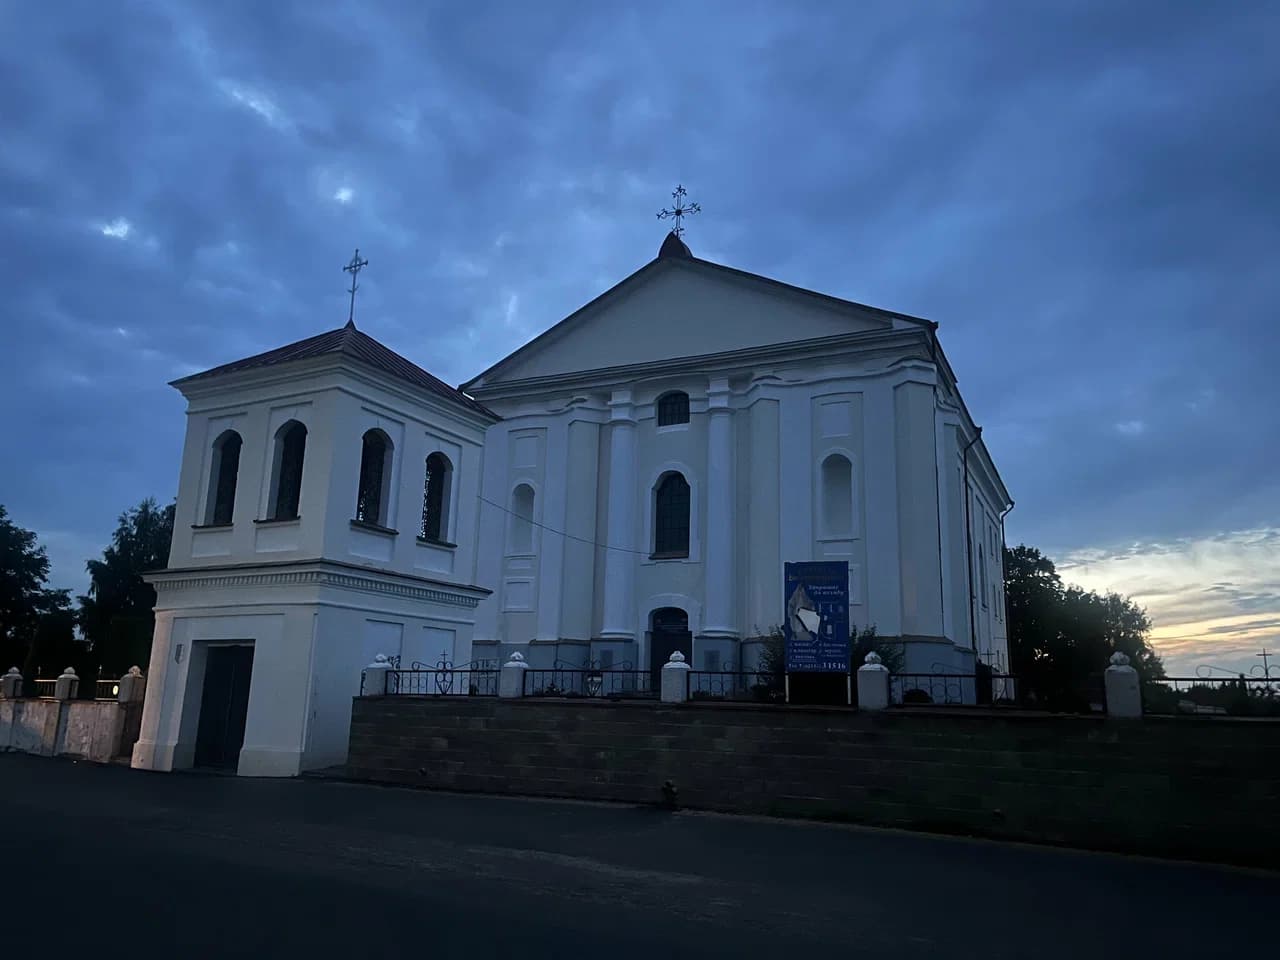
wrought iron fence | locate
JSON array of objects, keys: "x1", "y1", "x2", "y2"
[
  {"x1": 94, "y1": 679, "x2": 121, "y2": 700},
  {"x1": 387, "y1": 665, "x2": 498, "y2": 697},
  {"x1": 890, "y1": 672, "x2": 1021, "y2": 707},
  {"x1": 687, "y1": 670, "x2": 784, "y2": 703},
  {"x1": 523, "y1": 668, "x2": 655, "y2": 699},
  {"x1": 32, "y1": 678, "x2": 57, "y2": 698},
  {"x1": 1142, "y1": 676, "x2": 1280, "y2": 717}
]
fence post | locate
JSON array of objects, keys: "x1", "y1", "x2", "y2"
[
  {"x1": 499, "y1": 651, "x2": 527, "y2": 699},
  {"x1": 856, "y1": 652, "x2": 890, "y2": 711},
  {"x1": 1104, "y1": 651, "x2": 1142, "y2": 717},
  {"x1": 0, "y1": 667, "x2": 21, "y2": 699},
  {"x1": 362, "y1": 655, "x2": 392, "y2": 697},
  {"x1": 53, "y1": 667, "x2": 79, "y2": 701},
  {"x1": 661, "y1": 650, "x2": 690, "y2": 703},
  {"x1": 117, "y1": 666, "x2": 146, "y2": 703}
]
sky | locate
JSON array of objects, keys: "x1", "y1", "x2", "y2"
[{"x1": 1, "y1": 0, "x2": 1276, "y2": 676}]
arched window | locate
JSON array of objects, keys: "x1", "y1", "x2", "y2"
[
  {"x1": 205, "y1": 430, "x2": 242, "y2": 526},
  {"x1": 656, "y1": 391, "x2": 690, "y2": 426},
  {"x1": 653, "y1": 472, "x2": 690, "y2": 557},
  {"x1": 269, "y1": 420, "x2": 307, "y2": 521},
  {"x1": 509, "y1": 484, "x2": 535, "y2": 554},
  {"x1": 420, "y1": 452, "x2": 453, "y2": 543},
  {"x1": 820, "y1": 454, "x2": 853, "y2": 537},
  {"x1": 356, "y1": 429, "x2": 394, "y2": 526}
]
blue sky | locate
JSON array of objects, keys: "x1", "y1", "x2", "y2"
[{"x1": 2, "y1": 1, "x2": 1277, "y2": 674}]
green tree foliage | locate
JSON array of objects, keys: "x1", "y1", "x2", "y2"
[
  {"x1": 79, "y1": 499, "x2": 174, "y2": 674},
  {"x1": 0, "y1": 505, "x2": 74, "y2": 673},
  {"x1": 1004, "y1": 544, "x2": 1164, "y2": 710}
]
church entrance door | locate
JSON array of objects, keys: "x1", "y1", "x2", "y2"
[
  {"x1": 649, "y1": 608, "x2": 691, "y2": 691},
  {"x1": 194, "y1": 643, "x2": 255, "y2": 771}
]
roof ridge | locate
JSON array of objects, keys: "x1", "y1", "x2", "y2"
[{"x1": 172, "y1": 322, "x2": 496, "y2": 419}]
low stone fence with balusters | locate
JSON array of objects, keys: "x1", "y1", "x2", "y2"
[{"x1": 0, "y1": 666, "x2": 146, "y2": 763}]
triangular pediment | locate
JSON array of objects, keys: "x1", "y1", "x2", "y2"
[{"x1": 466, "y1": 258, "x2": 920, "y2": 389}]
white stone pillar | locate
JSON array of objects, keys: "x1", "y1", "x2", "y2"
[
  {"x1": 0, "y1": 667, "x2": 21, "y2": 699},
  {"x1": 856, "y1": 652, "x2": 890, "y2": 711},
  {"x1": 703, "y1": 378, "x2": 736, "y2": 638},
  {"x1": 53, "y1": 667, "x2": 79, "y2": 701},
  {"x1": 117, "y1": 666, "x2": 146, "y2": 704},
  {"x1": 601, "y1": 389, "x2": 638, "y2": 640},
  {"x1": 499, "y1": 651, "x2": 528, "y2": 699},
  {"x1": 362, "y1": 655, "x2": 392, "y2": 697},
  {"x1": 661, "y1": 651, "x2": 690, "y2": 703},
  {"x1": 1104, "y1": 651, "x2": 1142, "y2": 718}
]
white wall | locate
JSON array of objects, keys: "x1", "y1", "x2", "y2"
[
  {"x1": 467, "y1": 259, "x2": 1010, "y2": 676},
  {"x1": 472, "y1": 349, "x2": 1007, "y2": 673},
  {"x1": 170, "y1": 359, "x2": 490, "y2": 592},
  {"x1": 132, "y1": 571, "x2": 481, "y2": 777}
]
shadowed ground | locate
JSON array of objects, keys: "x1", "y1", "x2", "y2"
[{"x1": 2, "y1": 754, "x2": 1274, "y2": 958}]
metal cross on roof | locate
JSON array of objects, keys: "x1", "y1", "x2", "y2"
[
  {"x1": 343, "y1": 247, "x2": 369, "y2": 324},
  {"x1": 657, "y1": 184, "x2": 701, "y2": 238}
]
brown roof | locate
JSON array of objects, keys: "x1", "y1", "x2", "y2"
[{"x1": 173, "y1": 321, "x2": 496, "y2": 418}]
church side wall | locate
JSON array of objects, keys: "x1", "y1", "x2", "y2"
[
  {"x1": 505, "y1": 424, "x2": 546, "y2": 650},
  {"x1": 560, "y1": 420, "x2": 601, "y2": 643},
  {"x1": 893, "y1": 378, "x2": 945, "y2": 642},
  {"x1": 740, "y1": 396, "x2": 779, "y2": 655},
  {"x1": 860, "y1": 380, "x2": 903, "y2": 639},
  {"x1": 472, "y1": 421, "x2": 508, "y2": 647},
  {"x1": 535, "y1": 422, "x2": 568, "y2": 643},
  {"x1": 940, "y1": 418, "x2": 971, "y2": 651},
  {"x1": 591, "y1": 420, "x2": 612, "y2": 647},
  {"x1": 808, "y1": 388, "x2": 869, "y2": 637}
]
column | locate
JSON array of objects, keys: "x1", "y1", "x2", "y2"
[
  {"x1": 894, "y1": 379, "x2": 943, "y2": 639},
  {"x1": 862, "y1": 383, "x2": 902, "y2": 637},
  {"x1": 703, "y1": 378, "x2": 736, "y2": 637},
  {"x1": 600, "y1": 389, "x2": 637, "y2": 640},
  {"x1": 746, "y1": 397, "x2": 781, "y2": 634}
]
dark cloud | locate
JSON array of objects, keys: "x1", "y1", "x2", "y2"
[{"x1": 1, "y1": 0, "x2": 1278, "y2": 590}]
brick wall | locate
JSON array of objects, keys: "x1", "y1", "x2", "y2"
[{"x1": 347, "y1": 697, "x2": 1280, "y2": 866}]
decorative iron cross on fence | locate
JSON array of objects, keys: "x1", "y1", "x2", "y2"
[
  {"x1": 343, "y1": 247, "x2": 369, "y2": 323},
  {"x1": 657, "y1": 184, "x2": 701, "y2": 238}
]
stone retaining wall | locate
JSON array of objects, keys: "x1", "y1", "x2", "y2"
[
  {"x1": 0, "y1": 699, "x2": 144, "y2": 762},
  {"x1": 348, "y1": 696, "x2": 1280, "y2": 866}
]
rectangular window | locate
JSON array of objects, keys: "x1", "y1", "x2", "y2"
[{"x1": 657, "y1": 392, "x2": 690, "y2": 427}]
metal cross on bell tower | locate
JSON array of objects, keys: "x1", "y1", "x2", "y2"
[
  {"x1": 657, "y1": 184, "x2": 701, "y2": 238},
  {"x1": 343, "y1": 247, "x2": 369, "y2": 325}
]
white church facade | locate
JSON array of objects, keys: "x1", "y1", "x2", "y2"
[{"x1": 132, "y1": 231, "x2": 1012, "y2": 778}]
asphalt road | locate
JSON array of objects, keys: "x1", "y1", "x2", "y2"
[{"x1": 3, "y1": 754, "x2": 1274, "y2": 959}]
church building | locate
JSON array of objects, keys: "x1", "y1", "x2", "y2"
[{"x1": 131, "y1": 229, "x2": 1011, "y2": 778}]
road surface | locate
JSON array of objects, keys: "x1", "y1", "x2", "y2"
[{"x1": 2, "y1": 754, "x2": 1273, "y2": 958}]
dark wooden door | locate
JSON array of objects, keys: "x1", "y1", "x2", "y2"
[
  {"x1": 649, "y1": 608, "x2": 692, "y2": 690},
  {"x1": 194, "y1": 644, "x2": 254, "y2": 770}
]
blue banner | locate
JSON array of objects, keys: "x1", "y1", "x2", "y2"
[{"x1": 784, "y1": 561, "x2": 850, "y2": 673}]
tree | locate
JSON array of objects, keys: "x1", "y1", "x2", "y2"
[
  {"x1": 0, "y1": 505, "x2": 74, "y2": 673},
  {"x1": 79, "y1": 498, "x2": 174, "y2": 675},
  {"x1": 756, "y1": 623, "x2": 901, "y2": 704},
  {"x1": 1004, "y1": 543, "x2": 1164, "y2": 710}
]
